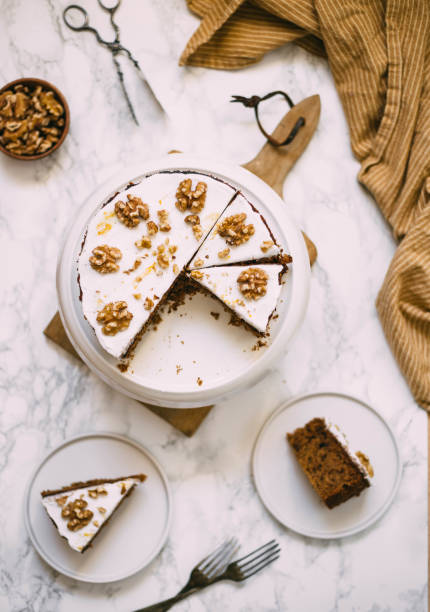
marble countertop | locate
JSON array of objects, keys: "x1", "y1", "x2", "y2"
[{"x1": 0, "y1": 1, "x2": 427, "y2": 610}]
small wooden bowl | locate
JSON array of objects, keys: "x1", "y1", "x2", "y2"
[{"x1": 0, "y1": 77, "x2": 70, "y2": 161}]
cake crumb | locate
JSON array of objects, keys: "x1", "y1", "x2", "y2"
[
  {"x1": 252, "y1": 339, "x2": 268, "y2": 351},
  {"x1": 210, "y1": 311, "x2": 220, "y2": 320},
  {"x1": 117, "y1": 361, "x2": 130, "y2": 372},
  {"x1": 197, "y1": 377, "x2": 203, "y2": 386}
]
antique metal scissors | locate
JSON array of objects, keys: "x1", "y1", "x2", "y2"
[{"x1": 63, "y1": 0, "x2": 163, "y2": 124}]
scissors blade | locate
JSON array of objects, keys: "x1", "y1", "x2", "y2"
[
  {"x1": 112, "y1": 54, "x2": 139, "y2": 125},
  {"x1": 121, "y1": 48, "x2": 165, "y2": 114}
]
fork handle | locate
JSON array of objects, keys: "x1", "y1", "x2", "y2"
[{"x1": 133, "y1": 587, "x2": 201, "y2": 612}]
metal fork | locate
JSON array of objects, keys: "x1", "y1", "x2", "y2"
[
  {"x1": 135, "y1": 539, "x2": 280, "y2": 612},
  {"x1": 133, "y1": 538, "x2": 239, "y2": 612}
]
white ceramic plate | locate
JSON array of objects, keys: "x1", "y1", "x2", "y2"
[
  {"x1": 57, "y1": 156, "x2": 310, "y2": 408},
  {"x1": 24, "y1": 432, "x2": 171, "y2": 583},
  {"x1": 252, "y1": 392, "x2": 401, "y2": 539}
]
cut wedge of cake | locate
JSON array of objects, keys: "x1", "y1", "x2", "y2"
[
  {"x1": 78, "y1": 172, "x2": 237, "y2": 358},
  {"x1": 188, "y1": 264, "x2": 285, "y2": 334},
  {"x1": 41, "y1": 474, "x2": 146, "y2": 552},
  {"x1": 188, "y1": 193, "x2": 281, "y2": 269},
  {"x1": 287, "y1": 418, "x2": 372, "y2": 509}
]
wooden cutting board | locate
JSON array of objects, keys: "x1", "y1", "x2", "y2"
[{"x1": 44, "y1": 95, "x2": 320, "y2": 435}]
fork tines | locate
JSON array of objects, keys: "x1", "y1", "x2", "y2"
[
  {"x1": 199, "y1": 537, "x2": 239, "y2": 580},
  {"x1": 236, "y1": 540, "x2": 280, "y2": 578}
]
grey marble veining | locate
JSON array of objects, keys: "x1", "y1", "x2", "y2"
[{"x1": 0, "y1": 0, "x2": 427, "y2": 611}]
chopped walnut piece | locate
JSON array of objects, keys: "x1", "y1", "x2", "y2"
[
  {"x1": 197, "y1": 377, "x2": 203, "y2": 386},
  {"x1": 133, "y1": 293, "x2": 141, "y2": 300},
  {"x1": 260, "y1": 240, "x2": 274, "y2": 253},
  {"x1": 147, "y1": 220, "x2": 159, "y2": 235},
  {"x1": 190, "y1": 270, "x2": 204, "y2": 280},
  {"x1": 173, "y1": 264, "x2": 179, "y2": 275},
  {"x1": 120, "y1": 483, "x2": 127, "y2": 495},
  {"x1": 218, "y1": 248, "x2": 230, "y2": 259},
  {"x1": 279, "y1": 253, "x2": 293, "y2": 265},
  {"x1": 175, "y1": 179, "x2": 207, "y2": 213},
  {"x1": 184, "y1": 214, "x2": 200, "y2": 226},
  {"x1": 55, "y1": 495, "x2": 68, "y2": 507},
  {"x1": 192, "y1": 224, "x2": 203, "y2": 241},
  {"x1": 123, "y1": 259, "x2": 141, "y2": 275},
  {"x1": 88, "y1": 487, "x2": 108, "y2": 499},
  {"x1": 96, "y1": 301, "x2": 133, "y2": 335},
  {"x1": 157, "y1": 209, "x2": 171, "y2": 232},
  {"x1": 61, "y1": 498, "x2": 93, "y2": 532},
  {"x1": 89, "y1": 245, "x2": 122, "y2": 274},
  {"x1": 237, "y1": 268, "x2": 269, "y2": 300},
  {"x1": 156, "y1": 245, "x2": 169, "y2": 269},
  {"x1": 98, "y1": 507, "x2": 106, "y2": 515},
  {"x1": 144, "y1": 297, "x2": 154, "y2": 311},
  {"x1": 217, "y1": 213, "x2": 255, "y2": 246},
  {"x1": 93, "y1": 520, "x2": 99, "y2": 527},
  {"x1": 135, "y1": 236, "x2": 152, "y2": 249},
  {"x1": 168, "y1": 245, "x2": 177, "y2": 254},
  {"x1": 193, "y1": 258, "x2": 204, "y2": 267},
  {"x1": 115, "y1": 195, "x2": 149, "y2": 227}
]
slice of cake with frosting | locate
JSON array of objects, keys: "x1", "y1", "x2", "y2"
[
  {"x1": 188, "y1": 193, "x2": 282, "y2": 269},
  {"x1": 287, "y1": 418, "x2": 372, "y2": 509},
  {"x1": 78, "y1": 172, "x2": 237, "y2": 359},
  {"x1": 41, "y1": 474, "x2": 146, "y2": 552},
  {"x1": 188, "y1": 264, "x2": 284, "y2": 334}
]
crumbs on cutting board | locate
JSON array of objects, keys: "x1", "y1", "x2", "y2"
[
  {"x1": 210, "y1": 312, "x2": 220, "y2": 320},
  {"x1": 197, "y1": 377, "x2": 203, "y2": 386},
  {"x1": 176, "y1": 365, "x2": 183, "y2": 375}
]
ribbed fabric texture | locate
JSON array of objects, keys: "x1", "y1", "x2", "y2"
[{"x1": 180, "y1": 0, "x2": 430, "y2": 410}]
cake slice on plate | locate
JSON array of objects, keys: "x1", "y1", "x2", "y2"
[
  {"x1": 287, "y1": 418, "x2": 372, "y2": 509},
  {"x1": 188, "y1": 193, "x2": 284, "y2": 269},
  {"x1": 188, "y1": 264, "x2": 285, "y2": 334},
  {"x1": 41, "y1": 474, "x2": 146, "y2": 552}
]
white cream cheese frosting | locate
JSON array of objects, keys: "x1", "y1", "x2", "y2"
[
  {"x1": 188, "y1": 264, "x2": 284, "y2": 333},
  {"x1": 78, "y1": 172, "x2": 236, "y2": 358},
  {"x1": 41, "y1": 477, "x2": 143, "y2": 552},
  {"x1": 188, "y1": 193, "x2": 280, "y2": 269},
  {"x1": 327, "y1": 422, "x2": 373, "y2": 480}
]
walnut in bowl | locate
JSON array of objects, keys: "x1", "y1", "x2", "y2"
[{"x1": 0, "y1": 78, "x2": 70, "y2": 161}]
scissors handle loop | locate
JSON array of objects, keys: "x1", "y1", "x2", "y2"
[
  {"x1": 63, "y1": 5, "x2": 90, "y2": 31},
  {"x1": 97, "y1": 0, "x2": 121, "y2": 12}
]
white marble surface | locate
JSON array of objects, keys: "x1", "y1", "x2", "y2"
[{"x1": 0, "y1": 1, "x2": 427, "y2": 610}]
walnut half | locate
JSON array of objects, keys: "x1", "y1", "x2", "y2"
[
  {"x1": 96, "y1": 301, "x2": 133, "y2": 335},
  {"x1": 217, "y1": 213, "x2": 255, "y2": 246},
  {"x1": 89, "y1": 245, "x2": 122, "y2": 273},
  {"x1": 237, "y1": 268, "x2": 269, "y2": 300},
  {"x1": 115, "y1": 194, "x2": 149, "y2": 228},
  {"x1": 175, "y1": 179, "x2": 207, "y2": 213}
]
